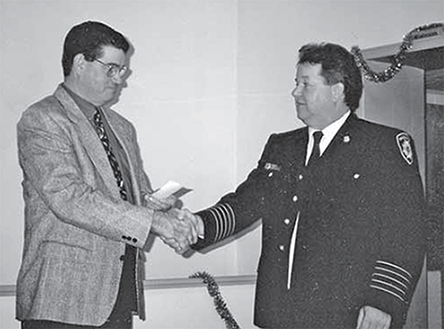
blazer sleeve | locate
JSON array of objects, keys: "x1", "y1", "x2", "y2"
[{"x1": 17, "y1": 101, "x2": 153, "y2": 249}]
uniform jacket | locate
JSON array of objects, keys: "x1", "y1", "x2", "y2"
[
  {"x1": 193, "y1": 113, "x2": 425, "y2": 328},
  {"x1": 16, "y1": 84, "x2": 154, "y2": 326}
]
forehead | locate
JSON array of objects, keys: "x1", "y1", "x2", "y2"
[
  {"x1": 296, "y1": 63, "x2": 323, "y2": 80},
  {"x1": 99, "y1": 45, "x2": 127, "y2": 64}
]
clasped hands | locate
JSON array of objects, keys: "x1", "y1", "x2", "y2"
[{"x1": 146, "y1": 194, "x2": 203, "y2": 254}]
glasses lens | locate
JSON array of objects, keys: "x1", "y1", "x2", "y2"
[
  {"x1": 106, "y1": 65, "x2": 127, "y2": 78},
  {"x1": 107, "y1": 66, "x2": 118, "y2": 77},
  {"x1": 120, "y1": 66, "x2": 127, "y2": 76}
]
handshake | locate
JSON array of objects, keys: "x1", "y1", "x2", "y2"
[{"x1": 146, "y1": 194, "x2": 204, "y2": 254}]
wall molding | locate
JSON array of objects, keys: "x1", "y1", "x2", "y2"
[{"x1": 0, "y1": 275, "x2": 257, "y2": 298}]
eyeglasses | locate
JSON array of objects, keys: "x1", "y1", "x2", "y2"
[{"x1": 94, "y1": 58, "x2": 128, "y2": 78}]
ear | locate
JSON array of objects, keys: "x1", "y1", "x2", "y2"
[
  {"x1": 331, "y1": 82, "x2": 345, "y2": 102},
  {"x1": 71, "y1": 53, "x2": 86, "y2": 75}
]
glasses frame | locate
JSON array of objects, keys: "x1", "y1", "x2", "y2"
[{"x1": 94, "y1": 58, "x2": 127, "y2": 78}]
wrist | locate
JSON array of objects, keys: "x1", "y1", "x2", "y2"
[
  {"x1": 151, "y1": 211, "x2": 166, "y2": 236},
  {"x1": 196, "y1": 215, "x2": 204, "y2": 238}
]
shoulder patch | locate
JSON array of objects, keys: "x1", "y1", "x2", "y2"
[{"x1": 396, "y1": 132, "x2": 413, "y2": 165}]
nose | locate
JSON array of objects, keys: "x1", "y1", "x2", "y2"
[
  {"x1": 292, "y1": 85, "x2": 302, "y2": 99},
  {"x1": 111, "y1": 74, "x2": 124, "y2": 85}
]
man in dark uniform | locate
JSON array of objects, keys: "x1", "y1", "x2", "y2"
[{"x1": 181, "y1": 43, "x2": 426, "y2": 328}]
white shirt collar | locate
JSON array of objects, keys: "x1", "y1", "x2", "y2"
[{"x1": 306, "y1": 111, "x2": 351, "y2": 164}]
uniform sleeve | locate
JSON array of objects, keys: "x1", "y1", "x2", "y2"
[
  {"x1": 192, "y1": 134, "x2": 278, "y2": 250},
  {"x1": 364, "y1": 132, "x2": 426, "y2": 326}
]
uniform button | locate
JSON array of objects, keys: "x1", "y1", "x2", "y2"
[
  {"x1": 278, "y1": 245, "x2": 285, "y2": 251},
  {"x1": 268, "y1": 172, "x2": 273, "y2": 177},
  {"x1": 132, "y1": 238, "x2": 138, "y2": 243},
  {"x1": 292, "y1": 195, "x2": 298, "y2": 202},
  {"x1": 122, "y1": 235, "x2": 127, "y2": 240},
  {"x1": 353, "y1": 173, "x2": 360, "y2": 179},
  {"x1": 298, "y1": 174, "x2": 303, "y2": 180},
  {"x1": 284, "y1": 218, "x2": 290, "y2": 225},
  {"x1": 119, "y1": 255, "x2": 125, "y2": 261}
]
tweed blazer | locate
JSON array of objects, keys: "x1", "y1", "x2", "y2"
[
  {"x1": 16, "y1": 84, "x2": 154, "y2": 326},
  {"x1": 193, "y1": 113, "x2": 425, "y2": 328}
]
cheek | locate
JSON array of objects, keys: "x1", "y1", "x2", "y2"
[
  {"x1": 93, "y1": 76, "x2": 108, "y2": 90},
  {"x1": 304, "y1": 91, "x2": 317, "y2": 107},
  {"x1": 310, "y1": 91, "x2": 329, "y2": 107}
]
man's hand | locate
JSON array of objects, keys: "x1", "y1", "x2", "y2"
[
  {"x1": 144, "y1": 193, "x2": 178, "y2": 211},
  {"x1": 161, "y1": 209, "x2": 204, "y2": 254},
  {"x1": 151, "y1": 209, "x2": 199, "y2": 253},
  {"x1": 356, "y1": 306, "x2": 392, "y2": 329},
  {"x1": 176, "y1": 208, "x2": 204, "y2": 238}
]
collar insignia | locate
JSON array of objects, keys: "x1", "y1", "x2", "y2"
[
  {"x1": 264, "y1": 163, "x2": 281, "y2": 171},
  {"x1": 396, "y1": 132, "x2": 413, "y2": 165}
]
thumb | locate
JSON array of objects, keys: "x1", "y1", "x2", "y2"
[
  {"x1": 356, "y1": 307, "x2": 365, "y2": 329},
  {"x1": 171, "y1": 208, "x2": 185, "y2": 220}
]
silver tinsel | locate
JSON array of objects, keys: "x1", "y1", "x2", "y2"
[{"x1": 351, "y1": 23, "x2": 443, "y2": 83}]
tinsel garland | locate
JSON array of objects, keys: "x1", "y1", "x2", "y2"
[
  {"x1": 351, "y1": 23, "x2": 443, "y2": 83},
  {"x1": 190, "y1": 271, "x2": 241, "y2": 329}
]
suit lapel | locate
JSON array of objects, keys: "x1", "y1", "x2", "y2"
[
  {"x1": 320, "y1": 113, "x2": 359, "y2": 163},
  {"x1": 53, "y1": 85, "x2": 121, "y2": 200},
  {"x1": 287, "y1": 128, "x2": 309, "y2": 171},
  {"x1": 102, "y1": 109, "x2": 143, "y2": 206}
]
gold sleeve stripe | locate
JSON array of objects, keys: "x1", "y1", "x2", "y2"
[
  {"x1": 209, "y1": 204, "x2": 235, "y2": 242},
  {"x1": 370, "y1": 285, "x2": 404, "y2": 302},
  {"x1": 371, "y1": 260, "x2": 413, "y2": 302},
  {"x1": 376, "y1": 260, "x2": 413, "y2": 278}
]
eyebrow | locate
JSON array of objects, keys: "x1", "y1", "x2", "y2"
[
  {"x1": 100, "y1": 59, "x2": 124, "y2": 67},
  {"x1": 107, "y1": 62, "x2": 122, "y2": 67}
]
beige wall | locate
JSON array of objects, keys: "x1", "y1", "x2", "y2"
[{"x1": 1, "y1": 0, "x2": 443, "y2": 328}]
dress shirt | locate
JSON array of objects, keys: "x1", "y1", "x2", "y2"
[{"x1": 305, "y1": 111, "x2": 351, "y2": 165}]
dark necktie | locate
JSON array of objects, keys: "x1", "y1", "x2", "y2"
[
  {"x1": 307, "y1": 131, "x2": 323, "y2": 166},
  {"x1": 94, "y1": 108, "x2": 128, "y2": 201}
]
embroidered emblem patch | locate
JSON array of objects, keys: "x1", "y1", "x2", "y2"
[
  {"x1": 396, "y1": 133, "x2": 413, "y2": 165},
  {"x1": 264, "y1": 163, "x2": 281, "y2": 171}
]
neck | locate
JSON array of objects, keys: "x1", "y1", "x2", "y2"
[
  {"x1": 316, "y1": 104, "x2": 350, "y2": 130},
  {"x1": 64, "y1": 76, "x2": 102, "y2": 107}
]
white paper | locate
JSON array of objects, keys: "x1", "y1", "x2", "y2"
[{"x1": 151, "y1": 180, "x2": 192, "y2": 199}]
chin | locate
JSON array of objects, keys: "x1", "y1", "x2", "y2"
[{"x1": 297, "y1": 110, "x2": 309, "y2": 121}]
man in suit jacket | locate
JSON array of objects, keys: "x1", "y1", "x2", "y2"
[
  {"x1": 182, "y1": 43, "x2": 426, "y2": 328},
  {"x1": 16, "y1": 21, "x2": 197, "y2": 329}
]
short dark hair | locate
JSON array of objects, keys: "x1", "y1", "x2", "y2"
[
  {"x1": 298, "y1": 43, "x2": 363, "y2": 112},
  {"x1": 62, "y1": 21, "x2": 130, "y2": 77}
]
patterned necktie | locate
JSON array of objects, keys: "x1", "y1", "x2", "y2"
[
  {"x1": 307, "y1": 131, "x2": 323, "y2": 166},
  {"x1": 93, "y1": 108, "x2": 128, "y2": 201}
]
